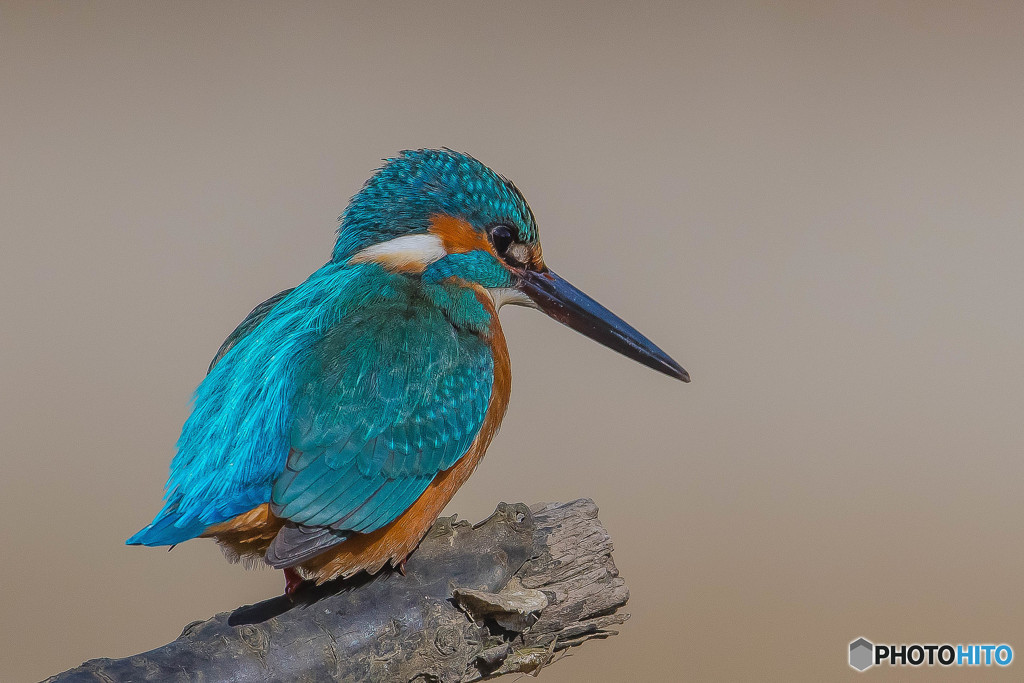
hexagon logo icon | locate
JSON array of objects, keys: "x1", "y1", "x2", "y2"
[{"x1": 850, "y1": 637, "x2": 874, "y2": 671}]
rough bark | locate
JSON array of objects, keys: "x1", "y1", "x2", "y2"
[{"x1": 47, "y1": 499, "x2": 629, "y2": 682}]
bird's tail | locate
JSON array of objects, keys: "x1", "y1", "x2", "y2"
[{"x1": 126, "y1": 501, "x2": 208, "y2": 546}]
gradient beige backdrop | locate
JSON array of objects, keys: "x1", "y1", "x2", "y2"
[{"x1": 3, "y1": 2, "x2": 1024, "y2": 681}]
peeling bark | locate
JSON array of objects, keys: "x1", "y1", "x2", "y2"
[{"x1": 47, "y1": 499, "x2": 629, "y2": 682}]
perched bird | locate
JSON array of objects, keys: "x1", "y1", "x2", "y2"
[{"x1": 128, "y1": 149, "x2": 688, "y2": 595}]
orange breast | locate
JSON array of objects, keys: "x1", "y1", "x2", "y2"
[{"x1": 205, "y1": 286, "x2": 512, "y2": 582}]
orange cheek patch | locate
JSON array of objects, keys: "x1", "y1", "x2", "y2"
[{"x1": 428, "y1": 214, "x2": 494, "y2": 255}]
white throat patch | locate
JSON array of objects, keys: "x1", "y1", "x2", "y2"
[{"x1": 488, "y1": 287, "x2": 536, "y2": 310}]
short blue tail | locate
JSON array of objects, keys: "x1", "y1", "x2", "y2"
[{"x1": 126, "y1": 503, "x2": 209, "y2": 547}]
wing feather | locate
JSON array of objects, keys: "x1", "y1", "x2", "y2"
[{"x1": 267, "y1": 288, "x2": 494, "y2": 566}]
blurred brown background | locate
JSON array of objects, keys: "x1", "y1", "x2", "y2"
[{"x1": 3, "y1": 2, "x2": 1024, "y2": 680}]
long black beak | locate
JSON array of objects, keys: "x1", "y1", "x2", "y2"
[{"x1": 518, "y1": 270, "x2": 690, "y2": 382}]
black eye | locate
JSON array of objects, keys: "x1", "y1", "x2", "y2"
[{"x1": 490, "y1": 224, "x2": 514, "y2": 255}]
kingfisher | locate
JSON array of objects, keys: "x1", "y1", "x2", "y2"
[{"x1": 128, "y1": 149, "x2": 688, "y2": 595}]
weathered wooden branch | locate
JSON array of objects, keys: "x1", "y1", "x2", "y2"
[{"x1": 48, "y1": 499, "x2": 629, "y2": 682}]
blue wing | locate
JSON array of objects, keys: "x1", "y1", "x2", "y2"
[{"x1": 265, "y1": 291, "x2": 494, "y2": 566}]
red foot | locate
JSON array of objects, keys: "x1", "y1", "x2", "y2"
[
  {"x1": 283, "y1": 568, "x2": 306, "y2": 598},
  {"x1": 396, "y1": 558, "x2": 408, "y2": 576}
]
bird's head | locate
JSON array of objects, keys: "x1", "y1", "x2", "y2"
[{"x1": 336, "y1": 149, "x2": 688, "y2": 382}]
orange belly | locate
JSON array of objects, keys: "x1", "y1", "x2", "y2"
[{"x1": 203, "y1": 287, "x2": 511, "y2": 582}]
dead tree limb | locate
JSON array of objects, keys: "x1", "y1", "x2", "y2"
[{"x1": 47, "y1": 499, "x2": 629, "y2": 682}]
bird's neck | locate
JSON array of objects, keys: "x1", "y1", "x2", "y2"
[
  {"x1": 319, "y1": 260, "x2": 499, "y2": 340},
  {"x1": 421, "y1": 278, "x2": 496, "y2": 338}
]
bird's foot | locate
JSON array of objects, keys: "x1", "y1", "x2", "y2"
[
  {"x1": 396, "y1": 558, "x2": 408, "y2": 576},
  {"x1": 283, "y1": 567, "x2": 307, "y2": 599}
]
